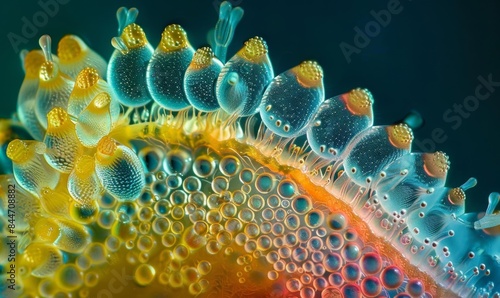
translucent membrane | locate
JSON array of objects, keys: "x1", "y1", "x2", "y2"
[
  {"x1": 147, "y1": 24, "x2": 195, "y2": 111},
  {"x1": 108, "y1": 10, "x2": 154, "y2": 107}
]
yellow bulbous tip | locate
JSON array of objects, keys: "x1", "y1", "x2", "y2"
[
  {"x1": 386, "y1": 123, "x2": 413, "y2": 150},
  {"x1": 57, "y1": 35, "x2": 86, "y2": 63},
  {"x1": 47, "y1": 107, "x2": 70, "y2": 129},
  {"x1": 190, "y1": 47, "x2": 214, "y2": 69},
  {"x1": 423, "y1": 151, "x2": 450, "y2": 179},
  {"x1": 344, "y1": 88, "x2": 374, "y2": 116},
  {"x1": 24, "y1": 50, "x2": 46, "y2": 79},
  {"x1": 39, "y1": 61, "x2": 57, "y2": 81},
  {"x1": 75, "y1": 67, "x2": 100, "y2": 89},
  {"x1": 121, "y1": 23, "x2": 148, "y2": 49},
  {"x1": 448, "y1": 187, "x2": 466, "y2": 205},
  {"x1": 160, "y1": 24, "x2": 190, "y2": 52},
  {"x1": 7, "y1": 139, "x2": 29, "y2": 163},
  {"x1": 293, "y1": 60, "x2": 324, "y2": 88},
  {"x1": 97, "y1": 136, "x2": 117, "y2": 156},
  {"x1": 239, "y1": 36, "x2": 268, "y2": 61},
  {"x1": 75, "y1": 155, "x2": 95, "y2": 175},
  {"x1": 92, "y1": 92, "x2": 111, "y2": 109},
  {"x1": 35, "y1": 218, "x2": 60, "y2": 242}
]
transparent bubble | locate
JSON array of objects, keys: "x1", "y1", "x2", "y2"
[
  {"x1": 134, "y1": 264, "x2": 156, "y2": 286},
  {"x1": 239, "y1": 168, "x2": 254, "y2": 184},
  {"x1": 55, "y1": 264, "x2": 83, "y2": 291},
  {"x1": 206, "y1": 240, "x2": 221, "y2": 254},
  {"x1": 344, "y1": 228, "x2": 358, "y2": 241},
  {"x1": 98, "y1": 193, "x2": 116, "y2": 209},
  {"x1": 197, "y1": 261, "x2": 212, "y2": 275},
  {"x1": 286, "y1": 262, "x2": 297, "y2": 273},
  {"x1": 174, "y1": 244, "x2": 189, "y2": 260},
  {"x1": 285, "y1": 214, "x2": 300, "y2": 230},
  {"x1": 162, "y1": 234, "x2": 177, "y2": 247},
  {"x1": 248, "y1": 195, "x2": 265, "y2": 211},
  {"x1": 257, "y1": 235, "x2": 272, "y2": 251},
  {"x1": 97, "y1": 210, "x2": 116, "y2": 229},
  {"x1": 233, "y1": 190, "x2": 247, "y2": 206},
  {"x1": 256, "y1": 207, "x2": 272, "y2": 221},
  {"x1": 278, "y1": 246, "x2": 291, "y2": 259},
  {"x1": 308, "y1": 236, "x2": 323, "y2": 251},
  {"x1": 361, "y1": 276, "x2": 383, "y2": 297},
  {"x1": 311, "y1": 251, "x2": 324, "y2": 263},
  {"x1": 188, "y1": 191, "x2": 206, "y2": 207},
  {"x1": 105, "y1": 235, "x2": 121, "y2": 252},
  {"x1": 268, "y1": 270, "x2": 279, "y2": 280},
  {"x1": 270, "y1": 259, "x2": 285, "y2": 273},
  {"x1": 277, "y1": 179, "x2": 296, "y2": 198},
  {"x1": 193, "y1": 155, "x2": 216, "y2": 178},
  {"x1": 244, "y1": 223, "x2": 260, "y2": 238},
  {"x1": 115, "y1": 202, "x2": 138, "y2": 219},
  {"x1": 225, "y1": 218, "x2": 242, "y2": 234},
  {"x1": 217, "y1": 230, "x2": 232, "y2": 246},
  {"x1": 313, "y1": 277, "x2": 328, "y2": 291},
  {"x1": 275, "y1": 208, "x2": 287, "y2": 221},
  {"x1": 300, "y1": 286, "x2": 315, "y2": 298},
  {"x1": 152, "y1": 180, "x2": 169, "y2": 197},
  {"x1": 138, "y1": 147, "x2": 164, "y2": 173},
  {"x1": 292, "y1": 247, "x2": 309, "y2": 263},
  {"x1": 164, "y1": 146, "x2": 193, "y2": 175},
  {"x1": 244, "y1": 239, "x2": 257, "y2": 253},
  {"x1": 206, "y1": 210, "x2": 222, "y2": 224},
  {"x1": 154, "y1": 199, "x2": 171, "y2": 217},
  {"x1": 235, "y1": 233, "x2": 248, "y2": 246},
  {"x1": 220, "y1": 202, "x2": 237, "y2": 218},
  {"x1": 152, "y1": 217, "x2": 170, "y2": 234},
  {"x1": 380, "y1": 265, "x2": 404, "y2": 290},
  {"x1": 271, "y1": 223, "x2": 285, "y2": 236},
  {"x1": 326, "y1": 233, "x2": 344, "y2": 250},
  {"x1": 327, "y1": 212, "x2": 347, "y2": 230},
  {"x1": 260, "y1": 222, "x2": 272, "y2": 234},
  {"x1": 341, "y1": 283, "x2": 362, "y2": 298},
  {"x1": 267, "y1": 195, "x2": 281, "y2": 208},
  {"x1": 139, "y1": 190, "x2": 154, "y2": 206},
  {"x1": 170, "y1": 190, "x2": 188, "y2": 206},
  {"x1": 84, "y1": 272, "x2": 99, "y2": 288},
  {"x1": 219, "y1": 155, "x2": 241, "y2": 176},
  {"x1": 166, "y1": 174, "x2": 182, "y2": 189},
  {"x1": 406, "y1": 279, "x2": 425, "y2": 297},
  {"x1": 284, "y1": 233, "x2": 298, "y2": 247},
  {"x1": 255, "y1": 173, "x2": 275, "y2": 193},
  {"x1": 266, "y1": 251, "x2": 280, "y2": 264},
  {"x1": 212, "y1": 176, "x2": 229, "y2": 193},
  {"x1": 297, "y1": 227, "x2": 312, "y2": 243},
  {"x1": 360, "y1": 252, "x2": 383, "y2": 275},
  {"x1": 85, "y1": 243, "x2": 107, "y2": 265},
  {"x1": 286, "y1": 278, "x2": 302, "y2": 292},
  {"x1": 137, "y1": 235, "x2": 154, "y2": 252},
  {"x1": 76, "y1": 255, "x2": 91, "y2": 271},
  {"x1": 305, "y1": 209, "x2": 325, "y2": 228},
  {"x1": 342, "y1": 242, "x2": 361, "y2": 262},
  {"x1": 342, "y1": 263, "x2": 361, "y2": 282},
  {"x1": 183, "y1": 176, "x2": 201, "y2": 193},
  {"x1": 138, "y1": 207, "x2": 154, "y2": 221},
  {"x1": 171, "y1": 221, "x2": 184, "y2": 234}
]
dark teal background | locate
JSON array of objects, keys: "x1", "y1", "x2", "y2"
[{"x1": 1, "y1": 0, "x2": 499, "y2": 213}]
